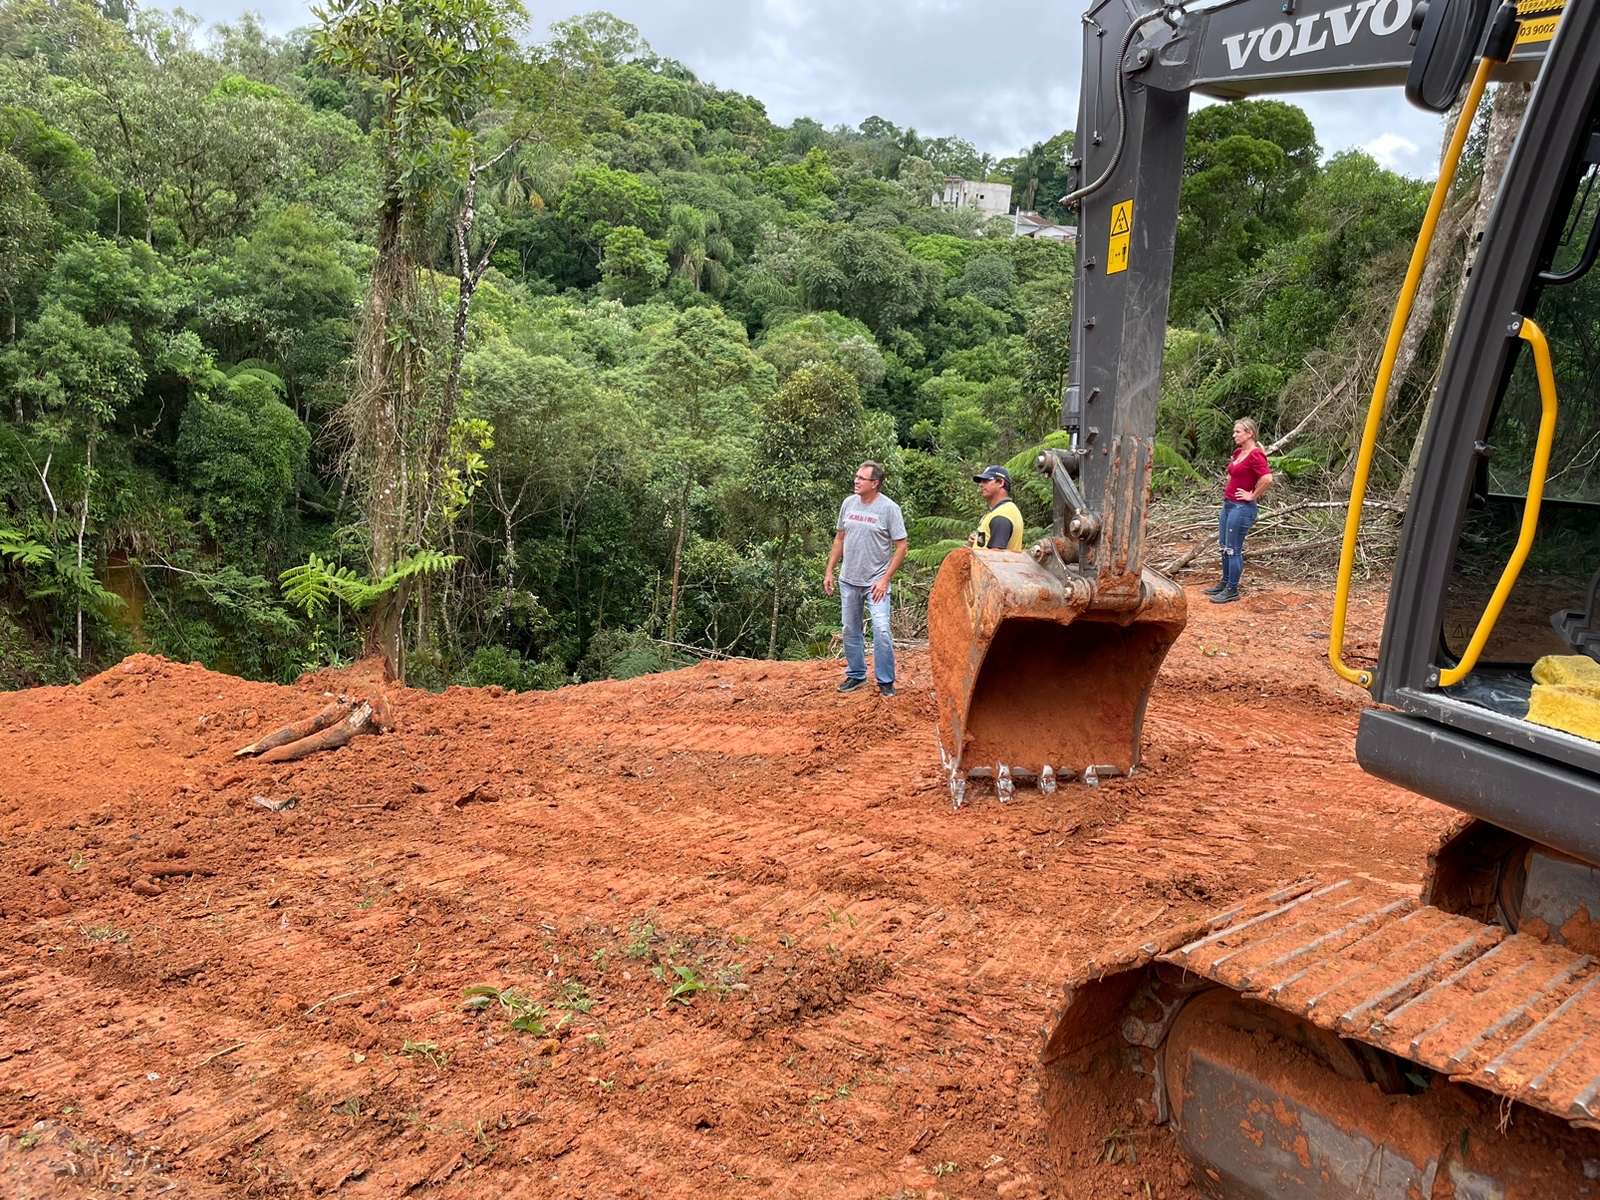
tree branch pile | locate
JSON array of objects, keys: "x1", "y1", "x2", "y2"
[{"x1": 235, "y1": 691, "x2": 395, "y2": 763}]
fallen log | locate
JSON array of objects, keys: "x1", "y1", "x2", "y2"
[
  {"x1": 235, "y1": 700, "x2": 350, "y2": 758},
  {"x1": 256, "y1": 702, "x2": 375, "y2": 764}
]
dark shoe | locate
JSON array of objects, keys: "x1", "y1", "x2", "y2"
[
  {"x1": 878, "y1": 682, "x2": 897, "y2": 697},
  {"x1": 1210, "y1": 587, "x2": 1240, "y2": 604},
  {"x1": 1202, "y1": 581, "x2": 1228, "y2": 596},
  {"x1": 838, "y1": 677, "x2": 869, "y2": 692}
]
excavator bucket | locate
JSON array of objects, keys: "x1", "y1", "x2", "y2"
[{"x1": 928, "y1": 547, "x2": 1186, "y2": 792}]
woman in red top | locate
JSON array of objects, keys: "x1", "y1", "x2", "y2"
[{"x1": 1205, "y1": 418, "x2": 1273, "y2": 603}]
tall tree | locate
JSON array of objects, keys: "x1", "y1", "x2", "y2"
[
  {"x1": 312, "y1": 0, "x2": 597, "y2": 677},
  {"x1": 666, "y1": 203, "x2": 731, "y2": 294},
  {"x1": 1396, "y1": 83, "x2": 1532, "y2": 499},
  {"x1": 640, "y1": 307, "x2": 770, "y2": 643},
  {"x1": 1172, "y1": 100, "x2": 1320, "y2": 327},
  {"x1": 747, "y1": 362, "x2": 864, "y2": 659}
]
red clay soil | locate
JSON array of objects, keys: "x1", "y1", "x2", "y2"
[{"x1": 0, "y1": 583, "x2": 1434, "y2": 1200}]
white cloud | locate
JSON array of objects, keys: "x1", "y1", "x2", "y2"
[
  {"x1": 1296, "y1": 89, "x2": 1445, "y2": 178},
  {"x1": 1360, "y1": 132, "x2": 1422, "y2": 171},
  {"x1": 761, "y1": 0, "x2": 809, "y2": 29}
]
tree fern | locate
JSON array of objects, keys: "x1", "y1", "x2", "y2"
[
  {"x1": 54, "y1": 563, "x2": 126, "y2": 610},
  {"x1": 1155, "y1": 440, "x2": 1206, "y2": 483},
  {"x1": 279, "y1": 551, "x2": 462, "y2": 620},
  {"x1": 226, "y1": 361, "x2": 287, "y2": 396},
  {"x1": 909, "y1": 516, "x2": 972, "y2": 542},
  {"x1": 0, "y1": 530, "x2": 53, "y2": 568},
  {"x1": 279, "y1": 555, "x2": 367, "y2": 619},
  {"x1": 1005, "y1": 430, "x2": 1075, "y2": 509},
  {"x1": 1004, "y1": 429, "x2": 1075, "y2": 480},
  {"x1": 377, "y1": 550, "x2": 462, "y2": 591},
  {"x1": 907, "y1": 540, "x2": 966, "y2": 569}
]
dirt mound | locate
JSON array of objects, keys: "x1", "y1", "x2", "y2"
[{"x1": 0, "y1": 582, "x2": 1440, "y2": 1198}]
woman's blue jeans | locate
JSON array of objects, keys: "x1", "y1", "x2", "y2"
[{"x1": 1219, "y1": 498, "x2": 1258, "y2": 589}]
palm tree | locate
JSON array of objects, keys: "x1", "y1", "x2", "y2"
[{"x1": 667, "y1": 204, "x2": 733, "y2": 294}]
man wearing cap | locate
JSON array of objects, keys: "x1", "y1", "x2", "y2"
[{"x1": 969, "y1": 466, "x2": 1024, "y2": 551}]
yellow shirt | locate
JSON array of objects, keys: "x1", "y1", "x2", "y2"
[{"x1": 976, "y1": 500, "x2": 1024, "y2": 551}]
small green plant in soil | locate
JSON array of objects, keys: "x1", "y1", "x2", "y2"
[
  {"x1": 553, "y1": 980, "x2": 594, "y2": 1013},
  {"x1": 625, "y1": 920, "x2": 656, "y2": 960},
  {"x1": 461, "y1": 985, "x2": 548, "y2": 1034},
  {"x1": 399, "y1": 1039, "x2": 450, "y2": 1069},
  {"x1": 651, "y1": 964, "x2": 706, "y2": 1005}
]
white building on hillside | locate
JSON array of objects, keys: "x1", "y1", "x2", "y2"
[
  {"x1": 1012, "y1": 210, "x2": 1076, "y2": 242},
  {"x1": 934, "y1": 177, "x2": 1012, "y2": 217}
]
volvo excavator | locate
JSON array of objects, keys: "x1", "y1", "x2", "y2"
[{"x1": 924, "y1": 0, "x2": 1600, "y2": 1192}]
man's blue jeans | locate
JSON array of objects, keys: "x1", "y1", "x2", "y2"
[
  {"x1": 841, "y1": 580, "x2": 895, "y2": 684},
  {"x1": 1219, "y1": 498, "x2": 1258, "y2": 589}
]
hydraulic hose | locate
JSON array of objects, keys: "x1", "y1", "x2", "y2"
[{"x1": 1060, "y1": 4, "x2": 1180, "y2": 209}]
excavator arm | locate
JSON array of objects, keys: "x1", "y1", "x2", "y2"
[{"x1": 928, "y1": 0, "x2": 1556, "y2": 802}]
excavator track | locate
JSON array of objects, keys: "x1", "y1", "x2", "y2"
[
  {"x1": 1049, "y1": 876, "x2": 1600, "y2": 1126},
  {"x1": 1043, "y1": 878, "x2": 1600, "y2": 1198}
]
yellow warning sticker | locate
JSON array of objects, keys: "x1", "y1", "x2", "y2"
[
  {"x1": 1515, "y1": 0, "x2": 1564, "y2": 42},
  {"x1": 1515, "y1": 13, "x2": 1561, "y2": 42},
  {"x1": 1107, "y1": 199, "x2": 1133, "y2": 275}
]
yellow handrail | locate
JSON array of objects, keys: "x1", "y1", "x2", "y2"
[
  {"x1": 1329, "y1": 53, "x2": 1499, "y2": 688},
  {"x1": 1437, "y1": 317, "x2": 1559, "y2": 687}
]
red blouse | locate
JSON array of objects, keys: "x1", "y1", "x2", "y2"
[{"x1": 1225, "y1": 447, "x2": 1270, "y2": 501}]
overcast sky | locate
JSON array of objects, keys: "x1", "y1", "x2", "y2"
[{"x1": 190, "y1": 0, "x2": 1450, "y2": 178}]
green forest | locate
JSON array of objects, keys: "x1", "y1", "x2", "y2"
[{"x1": 0, "y1": 0, "x2": 1498, "y2": 690}]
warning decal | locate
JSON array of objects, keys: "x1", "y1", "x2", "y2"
[
  {"x1": 1514, "y1": 0, "x2": 1564, "y2": 44},
  {"x1": 1107, "y1": 199, "x2": 1133, "y2": 275}
]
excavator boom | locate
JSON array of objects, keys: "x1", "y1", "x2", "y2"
[{"x1": 928, "y1": 0, "x2": 1556, "y2": 800}]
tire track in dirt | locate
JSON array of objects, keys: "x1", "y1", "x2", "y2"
[{"x1": 0, "y1": 582, "x2": 1446, "y2": 1199}]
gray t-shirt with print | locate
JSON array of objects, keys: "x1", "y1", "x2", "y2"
[{"x1": 837, "y1": 494, "x2": 907, "y2": 587}]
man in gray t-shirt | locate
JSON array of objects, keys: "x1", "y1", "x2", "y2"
[{"x1": 823, "y1": 461, "x2": 907, "y2": 697}]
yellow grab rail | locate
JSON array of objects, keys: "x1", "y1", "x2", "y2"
[
  {"x1": 1329, "y1": 53, "x2": 1498, "y2": 688},
  {"x1": 1436, "y1": 317, "x2": 1559, "y2": 687}
]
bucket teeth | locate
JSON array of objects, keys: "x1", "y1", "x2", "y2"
[{"x1": 947, "y1": 762, "x2": 1073, "y2": 807}]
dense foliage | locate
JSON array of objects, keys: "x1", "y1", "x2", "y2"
[{"x1": 0, "y1": 0, "x2": 1470, "y2": 689}]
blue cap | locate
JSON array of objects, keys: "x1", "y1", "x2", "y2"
[{"x1": 973, "y1": 465, "x2": 1012, "y2": 489}]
